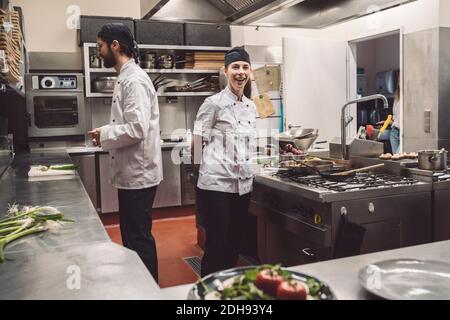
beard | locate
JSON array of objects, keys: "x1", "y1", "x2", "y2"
[{"x1": 102, "y1": 48, "x2": 117, "y2": 68}]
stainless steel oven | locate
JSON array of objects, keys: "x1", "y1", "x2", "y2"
[{"x1": 25, "y1": 73, "x2": 85, "y2": 137}]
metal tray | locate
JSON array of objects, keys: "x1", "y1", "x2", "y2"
[{"x1": 359, "y1": 259, "x2": 450, "y2": 300}]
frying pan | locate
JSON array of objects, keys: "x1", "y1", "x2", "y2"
[{"x1": 301, "y1": 163, "x2": 385, "y2": 182}]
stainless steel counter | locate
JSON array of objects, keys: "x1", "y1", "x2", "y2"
[
  {"x1": 0, "y1": 151, "x2": 163, "y2": 299},
  {"x1": 66, "y1": 141, "x2": 190, "y2": 154},
  {"x1": 161, "y1": 240, "x2": 450, "y2": 300}
]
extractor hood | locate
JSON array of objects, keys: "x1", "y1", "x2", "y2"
[
  {"x1": 207, "y1": 0, "x2": 305, "y2": 24},
  {"x1": 142, "y1": 0, "x2": 417, "y2": 28},
  {"x1": 247, "y1": 0, "x2": 417, "y2": 28}
]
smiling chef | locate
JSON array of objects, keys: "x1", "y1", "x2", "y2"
[{"x1": 191, "y1": 46, "x2": 257, "y2": 277}]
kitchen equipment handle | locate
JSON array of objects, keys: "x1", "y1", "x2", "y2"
[
  {"x1": 301, "y1": 248, "x2": 315, "y2": 257},
  {"x1": 429, "y1": 155, "x2": 439, "y2": 162},
  {"x1": 330, "y1": 163, "x2": 385, "y2": 176}
]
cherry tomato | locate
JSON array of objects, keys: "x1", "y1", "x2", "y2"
[
  {"x1": 255, "y1": 269, "x2": 284, "y2": 296},
  {"x1": 276, "y1": 280, "x2": 308, "y2": 300}
]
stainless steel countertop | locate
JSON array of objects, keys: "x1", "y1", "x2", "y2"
[
  {"x1": 66, "y1": 141, "x2": 190, "y2": 154},
  {"x1": 161, "y1": 240, "x2": 450, "y2": 300},
  {"x1": 0, "y1": 151, "x2": 163, "y2": 299}
]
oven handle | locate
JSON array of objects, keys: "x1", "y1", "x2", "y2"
[{"x1": 301, "y1": 247, "x2": 315, "y2": 257}]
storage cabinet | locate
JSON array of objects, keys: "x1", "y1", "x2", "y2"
[
  {"x1": 153, "y1": 149, "x2": 182, "y2": 208},
  {"x1": 184, "y1": 23, "x2": 231, "y2": 47},
  {"x1": 70, "y1": 154, "x2": 98, "y2": 210},
  {"x1": 99, "y1": 153, "x2": 119, "y2": 214},
  {"x1": 134, "y1": 20, "x2": 184, "y2": 45},
  {"x1": 79, "y1": 15, "x2": 134, "y2": 45},
  {"x1": 83, "y1": 43, "x2": 229, "y2": 98}
]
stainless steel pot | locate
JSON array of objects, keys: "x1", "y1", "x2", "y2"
[
  {"x1": 140, "y1": 52, "x2": 157, "y2": 62},
  {"x1": 158, "y1": 54, "x2": 174, "y2": 69},
  {"x1": 418, "y1": 149, "x2": 448, "y2": 170},
  {"x1": 90, "y1": 54, "x2": 102, "y2": 68},
  {"x1": 140, "y1": 61, "x2": 156, "y2": 69},
  {"x1": 92, "y1": 77, "x2": 117, "y2": 93}
]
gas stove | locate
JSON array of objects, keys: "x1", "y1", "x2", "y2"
[
  {"x1": 273, "y1": 171, "x2": 419, "y2": 192},
  {"x1": 250, "y1": 168, "x2": 433, "y2": 267},
  {"x1": 255, "y1": 168, "x2": 431, "y2": 203}
]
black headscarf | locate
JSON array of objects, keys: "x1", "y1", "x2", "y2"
[
  {"x1": 224, "y1": 46, "x2": 251, "y2": 68},
  {"x1": 97, "y1": 23, "x2": 139, "y2": 60}
]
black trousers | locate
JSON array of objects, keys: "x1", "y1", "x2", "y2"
[
  {"x1": 198, "y1": 189, "x2": 252, "y2": 277},
  {"x1": 118, "y1": 186, "x2": 158, "y2": 282}
]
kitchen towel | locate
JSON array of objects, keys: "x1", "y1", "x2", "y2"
[{"x1": 253, "y1": 93, "x2": 275, "y2": 119}]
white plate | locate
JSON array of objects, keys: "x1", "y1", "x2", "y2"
[{"x1": 359, "y1": 259, "x2": 450, "y2": 300}]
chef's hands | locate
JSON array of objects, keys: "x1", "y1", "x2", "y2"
[{"x1": 88, "y1": 128, "x2": 101, "y2": 146}]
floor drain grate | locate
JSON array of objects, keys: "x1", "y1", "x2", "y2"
[{"x1": 183, "y1": 256, "x2": 202, "y2": 276}]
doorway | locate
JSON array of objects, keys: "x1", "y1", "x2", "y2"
[{"x1": 348, "y1": 30, "x2": 402, "y2": 154}]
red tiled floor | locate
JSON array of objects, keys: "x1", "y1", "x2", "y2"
[
  {"x1": 103, "y1": 212, "x2": 203, "y2": 288},
  {"x1": 99, "y1": 205, "x2": 196, "y2": 225}
]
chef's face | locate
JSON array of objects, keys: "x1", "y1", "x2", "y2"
[
  {"x1": 97, "y1": 38, "x2": 117, "y2": 68},
  {"x1": 225, "y1": 61, "x2": 251, "y2": 94}
]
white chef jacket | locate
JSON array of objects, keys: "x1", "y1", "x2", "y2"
[
  {"x1": 100, "y1": 59, "x2": 163, "y2": 189},
  {"x1": 194, "y1": 86, "x2": 257, "y2": 195}
]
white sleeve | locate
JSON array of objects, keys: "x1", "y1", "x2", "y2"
[
  {"x1": 193, "y1": 98, "x2": 217, "y2": 141},
  {"x1": 100, "y1": 80, "x2": 151, "y2": 151}
]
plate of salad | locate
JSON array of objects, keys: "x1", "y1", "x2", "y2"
[{"x1": 187, "y1": 264, "x2": 337, "y2": 300}]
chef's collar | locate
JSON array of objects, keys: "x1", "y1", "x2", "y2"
[
  {"x1": 225, "y1": 86, "x2": 247, "y2": 102},
  {"x1": 119, "y1": 59, "x2": 135, "y2": 75}
]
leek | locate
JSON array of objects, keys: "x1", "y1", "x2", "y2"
[{"x1": 0, "y1": 204, "x2": 74, "y2": 263}]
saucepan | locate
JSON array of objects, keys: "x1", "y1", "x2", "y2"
[{"x1": 418, "y1": 149, "x2": 448, "y2": 171}]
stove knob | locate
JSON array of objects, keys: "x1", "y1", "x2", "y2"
[
  {"x1": 368, "y1": 202, "x2": 375, "y2": 214},
  {"x1": 314, "y1": 213, "x2": 322, "y2": 225}
]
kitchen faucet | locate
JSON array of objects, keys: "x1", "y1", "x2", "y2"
[{"x1": 341, "y1": 94, "x2": 389, "y2": 160}]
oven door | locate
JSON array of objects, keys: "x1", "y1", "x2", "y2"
[{"x1": 27, "y1": 92, "x2": 86, "y2": 137}]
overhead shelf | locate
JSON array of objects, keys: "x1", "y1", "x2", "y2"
[
  {"x1": 158, "y1": 92, "x2": 218, "y2": 97},
  {"x1": 138, "y1": 44, "x2": 231, "y2": 51},
  {"x1": 89, "y1": 68, "x2": 220, "y2": 74},
  {"x1": 88, "y1": 91, "x2": 218, "y2": 98},
  {"x1": 83, "y1": 43, "x2": 230, "y2": 52},
  {"x1": 83, "y1": 43, "x2": 223, "y2": 98}
]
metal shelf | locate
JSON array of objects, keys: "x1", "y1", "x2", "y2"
[
  {"x1": 83, "y1": 43, "x2": 223, "y2": 97},
  {"x1": 88, "y1": 91, "x2": 217, "y2": 98},
  {"x1": 158, "y1": 92, "x2": 217, "y2": 97},
  {"x1": 89, "y1": 68, "x2": 219, "y2": 74},
  {"x1": 89, "y1": 68, "x2": 116, "y2": 73},
  {"x1": 138, "y1": 44, "x2": 231, "y2": 51},
  {"x1": 144, "y1": 69, "x2": 219, "y2": 74},
  {"x1": 83, "y1": 42, "x2": 230, "y2": 51},
  {"x1": 88, "y1": 92, "x2": 113, "y2": 98}
]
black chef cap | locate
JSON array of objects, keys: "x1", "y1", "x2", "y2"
[
  {"x1": 98, "y1": 23, "x2": 138, "y2": 58},
  {"x1": 224, "y1": 46, "x2": 251, "y2": 68}
]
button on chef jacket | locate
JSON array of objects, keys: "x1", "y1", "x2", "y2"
[
  {"x1": 194, "y1": 86, "x2": 257, "y2": 195},
  {"x1": 100, "y1": 59, "x2": 163, "y2": 189}
]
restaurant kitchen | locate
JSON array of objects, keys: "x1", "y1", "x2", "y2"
[{"x1": 1, "y1": 0, "x2": 450, "y2": 301}]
